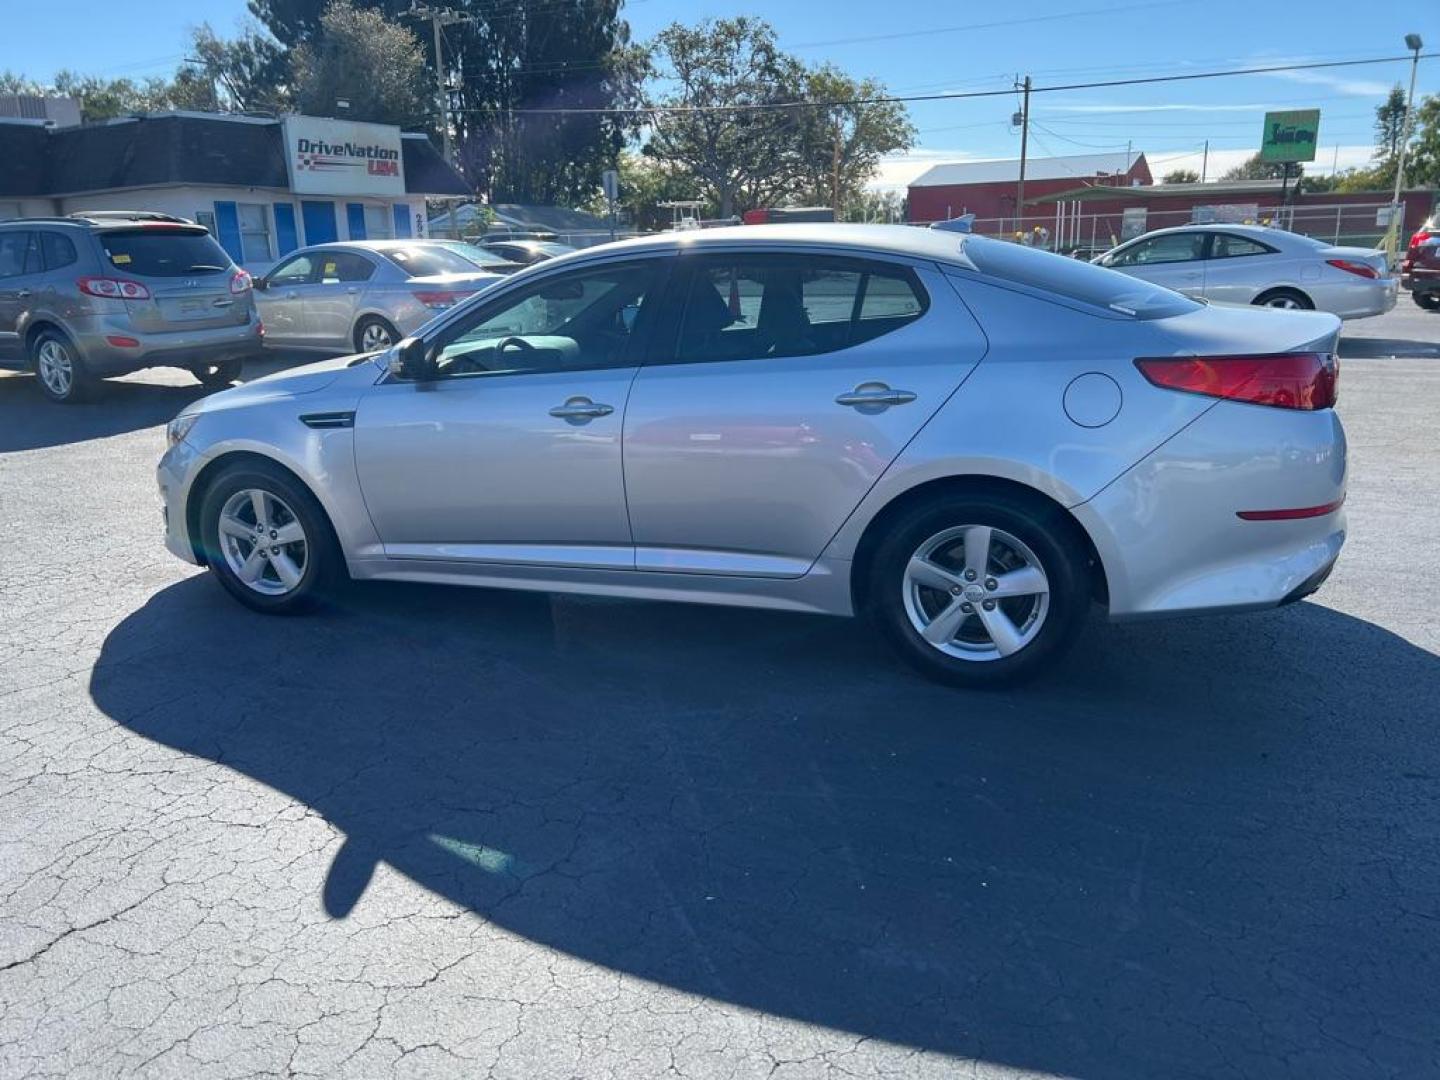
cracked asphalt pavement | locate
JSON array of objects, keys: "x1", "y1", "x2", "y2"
[{"x1": 2, "y1": 306, "x2": 1438, "y2": 1079}]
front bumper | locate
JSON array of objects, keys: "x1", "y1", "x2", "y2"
[
  {"x1": 1073, "y1": 401, "x2": 1347, "y2": 620},
  {"x1": 158, "y1": 438, "x2": 203, "y2": 565}
]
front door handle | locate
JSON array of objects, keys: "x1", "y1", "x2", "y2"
[
  {"x1": 835, "y1": 383, "x2": 917, "y2": 409},
  {"x1": 549, "y1": 397, "x2": 615, "y2": 422}
]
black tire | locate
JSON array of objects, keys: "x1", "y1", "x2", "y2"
[
  {"x1": 1413, "y1": 292, "x2": 1440, "y2": 311},
  {"x1": 198, "y1": 460, "x2": 343, "y2": 615},
  {"x1": 30, "y1": 328, "x2": 94, "y2": 404},
  {"x1": 867, "y1": 493, "x2": 1091, "y2": 688},
  {"x1": 193, "y1": 357, "x2": 244, "y2": 389},
  {"x1": 1253, "y1": 288, "x2": 1314, "y2": 311},
  {"x1": 353, "y1": 316, "x2": 400, "y2": 354}
]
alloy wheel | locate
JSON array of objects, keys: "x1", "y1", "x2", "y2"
[
  {"x1": 217, "y1": 488, "x2": 309, "y2": 597},
  {"x1": 37, "y1": 339, "x2": 73, "y2": 398},
  {"x1": 360, "y1": 323, "x2": 394, "y2": 351},
  {"x1": 1264, "y1": 295, "x2": 1303, "y2": 310},
  {"x1": 902, "y1": 524, "x2": 1050, "y2": 661}
]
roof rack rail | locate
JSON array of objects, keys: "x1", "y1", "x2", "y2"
[{"x1": 66, "y1": 210, "x2": 193, "y2": 224}]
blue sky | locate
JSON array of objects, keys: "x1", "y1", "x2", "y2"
[{"x1": 6, "y1": 0, "x2": 1435, "y2": 186}]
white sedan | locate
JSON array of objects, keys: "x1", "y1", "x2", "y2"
[{"x1": 1095, "y1": 224, "x2": 1396, "y2": 319}]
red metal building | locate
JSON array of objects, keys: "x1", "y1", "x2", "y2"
[{"x1": 907, "y1": 151, "x2": 1153, "y2": 225}]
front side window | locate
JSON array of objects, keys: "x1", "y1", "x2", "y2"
[
  {"x1": 674, "y1": 255, "x2": 927, "y2": 365},
  {"x1": 1107, "y1": 233, "x2": 1206, "y2": 267},
  {"x1": 267, "y1": 254, "x2": 317, "y2": 286},
  {"x1": 1210, "y1": 233, "x2": 1273, "y2": 259},
  {"x1": 100, "y1": 228, "x2": 231, "y2": 276},
  {"x1": 431, "y1": 261, "x2": 662, "y2": 379},
  {"x1": 318, "y1": 252, "x2": 375, "y2": 284}
]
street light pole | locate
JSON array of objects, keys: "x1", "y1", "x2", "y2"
[{"x1": 1386, "y1": 33, "x2": 1424, "y2": 259}]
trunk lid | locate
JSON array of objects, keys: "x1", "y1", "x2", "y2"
[
  {"x1": 1318, "y1": 245, "x2": 1390, "y2": 278},
  {"x1": 1152, "y1": 301, "x2": 1341, "y2": 359}
]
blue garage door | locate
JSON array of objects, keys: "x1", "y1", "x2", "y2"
[
  {"x1": 212, "y1": 201, "x2": 243, "y2": 264},
  {"x1": 346, "y1": 203, "x2": 367, "y2": 241},
  {"x1": 273, "y1": 203, "x2": 299, "y2": 256},
  {"x1": 392, "y1": 204, "x2": 412, "y2": 238},
  {"x1": 301, "y1": 201, "x2": 337, "y2": 245}
]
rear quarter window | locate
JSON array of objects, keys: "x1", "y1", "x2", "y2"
[
  {"x1": 99, "y1": 229, "x2": 232, "y2": 277},
  {"x1": 959, "y1": 234, "x2": 1201, "y2": 319}
]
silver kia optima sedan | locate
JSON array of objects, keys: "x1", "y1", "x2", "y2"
[
  {"x1": 158, "y1": 225, "x2": 1346, "y2": 686},
  {"x1": 253, "y1": 240, "x2": 506, "y2": 355},
  {"x1": 1095, "y1": 224, "x2": 1396, "y2": 319}
]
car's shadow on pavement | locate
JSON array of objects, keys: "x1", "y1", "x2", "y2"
[
  {"x1": 0, "y1": 372, "x2": 213, "y2": 453},
  {"x1": 90, "y1": 577, "x2": 1440, "y2": 1078}
]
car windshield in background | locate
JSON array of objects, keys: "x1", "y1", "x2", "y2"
[
  {"x1": 960, "y1": 234, "x2": 1201, "y2": 318},
  {"x1": 100, "y1": 229, "x2": 230, "y2": 276},
  {"x1": 381, "y1": 245, "x2": 484, "y2": 277},
  {"x1": 442, "y1": 244, "x2": 516, "y2": 269}
]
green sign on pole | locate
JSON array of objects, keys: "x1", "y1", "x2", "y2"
[{"x1": 1260, "y1": 110, "x2": 1321, "y2": 164}]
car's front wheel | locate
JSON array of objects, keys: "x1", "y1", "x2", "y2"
[
  {"x1": 31, "y1": 329, "x2": 93, "y2": 404},
  {"x1": 193, "y1": 357, "x2": 244, "y2": 389},
  {"x1": 869, "y1": 494, "x2": 1091, "y2": 687},
  {"x1": 198, "y1": 462, "x2": 340, "y2": 614},
  {"x1": 1414, "y1": 291, "x2": 1440, "y2": 311}
]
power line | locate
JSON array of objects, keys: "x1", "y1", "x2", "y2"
[{"x1": 453, "y1": 52, "x2": 1437, "y2": 116}]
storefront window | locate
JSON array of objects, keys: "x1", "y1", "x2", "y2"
[
  {"x1": 363, "y1": 204, "x2": 393, "y2": 240},
  {"x1": 238, "y1": 202, "x2": 272, "y2": 262}
]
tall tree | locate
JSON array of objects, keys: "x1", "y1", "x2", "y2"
[
  {"x1": 1404, "y1": 94, "x2": 1440, "y2": 188},
  {"x1": 185, "y1": 22, "x2": 290, "y2": 113},
  {"x1": 1161, "y1": 168, "x2": 1199, "y2": 184},
  {"x1": 1221, "y1": 153, "x2": 1296, "y2": 182},
  {"x1": 291, "y1": 1, "x2": 431, "y2": 127},
  {"x1": 1375, "y1": 84, "x2": 1409, "y2": 166},
  {"x1": 793, "y1": 65, "x2": 915, "y2": 214}
]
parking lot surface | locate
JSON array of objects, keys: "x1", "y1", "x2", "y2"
[{"x1": 2, "y1": 306, "x2": 1438, "y2": 1079}]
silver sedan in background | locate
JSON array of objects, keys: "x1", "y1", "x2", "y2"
[
  {"x1": 159, "y1": 225, "x2": 1347, "y2": 688},
  {"x1": 1095, "y1": 223, "x2": 1397, "y2": 319},
  {"x1": 254, "y1": 240, "x2": 507, "y2": 354}
]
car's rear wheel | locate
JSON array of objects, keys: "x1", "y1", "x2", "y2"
[
  {"x1": 32, "y1": 329, "x2": 93, "y2": 404},
  {"x1": 869, "y1": 494, "x2": 1091, "y2": 687},
  {"x1": 193, "y1": 357, "x2": 244, "y2": 389},
  {"x1": 198, "y1": 462, "x2": 341, "y2": 614},
  {"x1": 1414, "y1": 292, "x2": 1440, "y2": 311},
  {"x1": 354, "y1": 316, "x2": 399, "y2": 354},
  {"x1": 1254, "y1": 288, "x2": 1314, "y2": 311}
]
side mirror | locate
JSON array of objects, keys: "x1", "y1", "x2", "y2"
[
  {"x1": 387, "y1": 337, "x2": 435, "y2": 381},
  {"x1": 252, "y1": 277, "x2": 269, "y2": 291}
]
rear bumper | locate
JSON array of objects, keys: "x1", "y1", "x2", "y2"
[
  {"x1": 72, "y1": 315, "x2": 264, "y2": 376},
  {"x1": 1402, "y1": 267, "x2": 1440, "y2": 294},
  {"x1": 1312, "y1": 276, "x2": 1397, "y2": 319},
  {"x1": 1073, "y1": 401, "x2": 1347, "y2": 620}
]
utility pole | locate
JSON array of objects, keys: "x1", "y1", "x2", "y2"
[
  {"x1": 1014, "y1": 75, "x2": 1031, "y2": 235},
  {"x1": 1201, "y1": 139, "x2": 1209, "y2": 184},
  {"x1": 406, "y1": 4, "x2": 471, "y2": 238},
  {"x1": 831, "y1": 115, "x2": 843, "y2": 221},
  {"x1": 1389, "y1": 34, "x2": 1425, "y2": 229}
]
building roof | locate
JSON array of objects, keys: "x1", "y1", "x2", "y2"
[
  {"x1": 0, "y1": 113, "x2": 469, "y2": 199},
  {"x1": 428, "y1": 202, "x2": 614, "y2": 235},
  {"x1": 1031, "y1": 178, "x2": 1288, "y2": 204},
  {"x1": 910, "y1": 151, "x2": 1147, "y2": 188}
]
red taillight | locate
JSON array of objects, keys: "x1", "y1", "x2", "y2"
[
  {"x1": 1135, "y1": 353, "x2": 1338, "y2": 410},
  {"x1": 1408, "y1": 229, "x2": 1432, "y2": 251},
  {"x1": 230, "y1": 269, "x2": 253, "y2": 294},
  {"x1": 1326, "y1": 258, "x2": 1379, "y2": 279},
  {"x1": 413, "y1": 289, "x2": 474, "y2": 309},
  {"x1": 77, "y1": 276, "x2": 152, "y2": 300}
]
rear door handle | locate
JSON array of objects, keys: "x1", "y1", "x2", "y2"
[
  {"x1": 835, "y1": 383, "x2": 917, "y2": 409},
  {"x1": 549, "y1": 397, "x2": 615, "y2": 421}
]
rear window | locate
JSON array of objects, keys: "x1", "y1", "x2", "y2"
[
  {"x1": 444, "y1": 244, "x2": 514, "y2": 269},
  {"x1": 100, "y1": 228, "x2": 231, "y2": 277},
  {"x1": 380, "y1": 245, "x2": 482, "y2": 277},
  {"x1": 960, "y1": 234, "x2": 1201, "y2": 319}
]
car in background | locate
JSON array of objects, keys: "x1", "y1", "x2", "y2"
[
  {"x1": 476, "y1": 239, "x2": 577, "y2": 266},
  {"x1": 1400, "y1": 213, "x2": 1440, "y2": 310},
  {"x1": 0, "y1": 211, "x2": 261, "y2": 403},
  {"x1": 253, "y1": 240, "x2": 506, "y2": 355},
  {"x1": 1094, "y1": 224, "x2": 1396, "y2": 319},
  {"x1": 159, "y1": 225, "x2": 1347, "y2": 688},
  {"x1": 426, "y1": 239, "x2": 525, "y2": 275}
]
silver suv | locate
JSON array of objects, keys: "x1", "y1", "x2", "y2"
[{"x1": 0, "y1": 211, "x2": 262, "y2": 403}]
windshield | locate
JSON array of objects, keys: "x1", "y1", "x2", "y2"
[
  {"x1": 381, "y1": 244, "x2": 486, "y2": 277},
  {"x1": 441, "y1": 243, "x2": 516, "y2": 269},
  {"x1": 100, "y1": 229, "x2": 231, "y2": 277},
  {"x1": 960, "y1": 234, "x2": 1200, "y2": 319}
]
